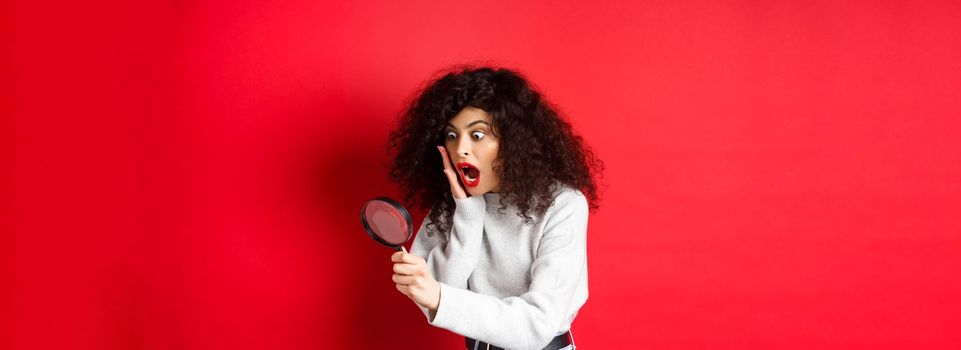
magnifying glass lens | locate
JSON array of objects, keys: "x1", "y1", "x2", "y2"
[
  {"x1": 361, "y1": 198, "x2": 414, "y2": 251},
  {"x1": 364, "y1": 201, "x2": 408, "y2": 245}
]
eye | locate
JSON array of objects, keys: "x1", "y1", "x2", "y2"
[
  {"x1": 446, "y1": 131, "x2": 457, "y2": 140},
  {"x1": 471, "y1": 131, "x2": 485, "y2": 140}
]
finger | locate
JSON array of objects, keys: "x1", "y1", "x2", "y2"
[
  {"x1": 438, "y1": 146, "x2": 468, "y2": 199},
  {"x1": 438, "y1": 145, "x2": 455, "y2": 172},
  {"x1": 444, "y1": 169, "x2": 467, "y2": 199},
  {"x1": 395, "y1": 283, "x2": 411, "y2": 296},
  {"x1": 391, "y1": 252, "x2": 416, "y2": 264},
  {"x1": 438, "y1": 147, "x2": 460, "y2": 186},
  {"x1": 390, "y1": 251, "x2": 424, "y2": 264},
  {"x1": 392, "y1": 273, "x2": 423, "y2": 285},
  {"x1": 392, "y1": 262, "x2": 421, "y2": 275},
  {"x1": 401, "y1": 252, "x2": 425, "y2": 264}
]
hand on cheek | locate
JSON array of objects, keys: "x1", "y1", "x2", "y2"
[
  {"x1": 438, "y1": 146, "x2": 468, "y2": 199},
  {"x1": 390, "y1": 251, "x2": 441, "y2": 311}
]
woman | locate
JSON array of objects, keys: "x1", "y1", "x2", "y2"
[{"x1": 386, "y1": 66, "x2": 602, "y2": 350}]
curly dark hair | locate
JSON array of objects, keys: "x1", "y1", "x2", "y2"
[{"x1": 387, "y1": 65, "x2": 603, "y2": 235}]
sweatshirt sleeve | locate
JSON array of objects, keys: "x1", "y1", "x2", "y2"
[
  {"x1": 409, "y1": 196, "x2": 488, "y2": 318},
  {"x1": 427, "y1": 191, "x2": 589, "y2": 350}
]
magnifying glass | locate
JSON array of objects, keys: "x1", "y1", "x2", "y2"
[{"x1": 360, "y1": 197, "x2": 413, "y2": 252}]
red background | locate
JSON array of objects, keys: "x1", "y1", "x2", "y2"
[{"x1": 7, "y1": 1, "x2": 961, "y2": 349}]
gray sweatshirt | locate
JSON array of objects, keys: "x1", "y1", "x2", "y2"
[{"x1": 410, "y1": 184, "x2": 589, "y2": 350}]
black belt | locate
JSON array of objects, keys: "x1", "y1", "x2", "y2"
[{"x1": 465, "y1": 331, "x2": 572, "y2": 350}]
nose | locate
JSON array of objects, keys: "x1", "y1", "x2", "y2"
[{"x1": 456, "y1": 136, "x2": 471, "y2": 157}]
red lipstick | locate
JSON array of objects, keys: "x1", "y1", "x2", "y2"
[{"x1": 455, "y1": 162, "x2": 480, "y2": 187}]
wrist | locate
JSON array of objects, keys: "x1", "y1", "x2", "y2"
[{"x1": 427, "y1": 281, "x2": 441, "y2": 311}]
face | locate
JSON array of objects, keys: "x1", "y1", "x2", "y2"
[{"x1": 444, "y1": 107, "x2": 501, "y2": 196}]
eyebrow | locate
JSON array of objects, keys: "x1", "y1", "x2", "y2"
[{"x1": 446, "y1": 120, "x2": 491, "y2": 129}]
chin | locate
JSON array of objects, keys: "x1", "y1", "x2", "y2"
[{"x1": 466, "y1": 186, "x2": 486, "y2": 196}]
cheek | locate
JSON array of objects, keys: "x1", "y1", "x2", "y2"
[{"x1": 483, "y1": 142, "x2": 500, "y2": 159}]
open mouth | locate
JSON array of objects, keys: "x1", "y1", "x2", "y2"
[{"x1": 456, "y1": 162, "x2": 480, "y2": 187}]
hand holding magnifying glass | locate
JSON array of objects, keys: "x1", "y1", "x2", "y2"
[
  {"x1": 361, "y1": 197, "x2": 441, "y2": 311},
  {"x1": 358, "y1": 145, "x2": 462, "y2": 313}
]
